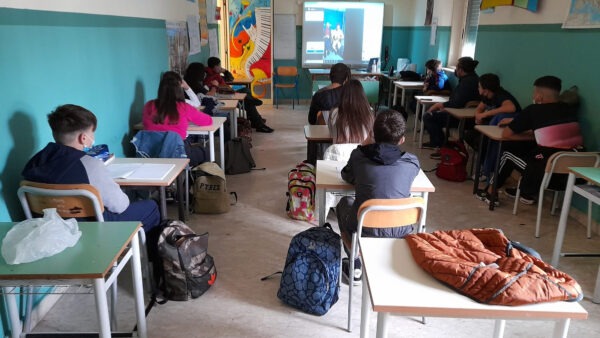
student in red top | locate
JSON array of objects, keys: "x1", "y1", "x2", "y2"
[
  {"x1": 204, "y1": 57, "x2": 274, "y2": 133},
  {"x1": 143, "y1": 71, "x2": 213, "y2": 166}
]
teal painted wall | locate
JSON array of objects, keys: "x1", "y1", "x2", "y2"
[
  {"x1": 475, "y1": 24, "x2": 600, "y2": 215},
  {"x1": 0, "y1": 8, "x2": 169, "y2": 223}
]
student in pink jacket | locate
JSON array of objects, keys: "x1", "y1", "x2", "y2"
[{"x1": 143, "y1": 71, "x2": 213, "y2": 166}]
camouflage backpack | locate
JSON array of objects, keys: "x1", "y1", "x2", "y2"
[{"x1": 155, "y1": 220, "x2": 217, "y2": 301}]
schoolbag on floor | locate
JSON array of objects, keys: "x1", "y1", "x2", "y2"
[
  {"x1": 156, "y1": 220, "x2": 217, "y2": 301},
  {"x1": 237, "y1": 117, "x2": 253, "y2": 144},
  {"x1": 191, "y1": 162, "x2": 237, "y2": 214},
  {"x1": 286, "y1": 162, "x2": 316, "y2": 221},
  {"x1": 436, "y1": 140, "x2": 468, "y2": 182},
  {"x1": 225, "y1": 137, "x2": 256, "y2": 175},
  {"x1": 277, "y1": 224, "x2": 341, "y2": 316}
]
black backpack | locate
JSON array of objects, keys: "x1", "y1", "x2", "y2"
[{"x1": 225, "y1": 137, "x2": 256, "y2": 174}]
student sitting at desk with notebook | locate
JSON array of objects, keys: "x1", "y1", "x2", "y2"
[{"x1": 22, "y1": 104, "x2": 161, "y2": 249}]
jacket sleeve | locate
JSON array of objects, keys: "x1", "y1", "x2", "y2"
[
  {"x1": 81, "y1": 156, "x2": 130, "y2": 214},
  {"x1": 340, "y1": 151, "x2": 356, "y2": 184},
  {"x1": 184, "y1": 88, "x2": 201, "y2": 108},
  {"x1": 308, "y1": 93, "x2": 319, "y2": 125}
]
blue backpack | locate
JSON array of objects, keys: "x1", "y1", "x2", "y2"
[{"x1": 277, "y1": 224, "x2": 341, "y2": 316}]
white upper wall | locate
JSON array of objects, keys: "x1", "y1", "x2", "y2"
[
  {"x1": 0, "y1": 0, "x2": 198, "y2": 21},
  {"x1": 480, "y1": 0, "x2": 570, "y2": 25},
  {"x1": 275, "y1": 0, "x2": 453, "y2": 27}
]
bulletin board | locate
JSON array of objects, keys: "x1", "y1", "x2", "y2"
[{"x1": 274, "y1": 14, "x2": 296, "y2": 60}]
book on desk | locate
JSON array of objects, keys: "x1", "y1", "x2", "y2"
[{"x1": 107, "y1": 163, "x2": 175, "y2": 180}]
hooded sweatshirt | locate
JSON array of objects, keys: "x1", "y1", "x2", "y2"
[
  {"x1": 22, "y1": 142, "x2": 129, "y2": 214},
  {"x1": 340, "y1": 143, "x2": 420, "y2": 236}
]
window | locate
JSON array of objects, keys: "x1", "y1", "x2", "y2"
[{"x1": 447, "y1": 0, "x2": 481, "y2": 66}]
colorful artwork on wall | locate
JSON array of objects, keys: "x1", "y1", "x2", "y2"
[
  {"x1": 228, "y1": 0, "x2": 272, "y2": 99},
  {"x1": 481, "y1": 0, "x2": 539, "y2": 12}
]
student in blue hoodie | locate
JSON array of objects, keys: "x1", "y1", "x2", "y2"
[
  {"x1": 336, "y1": 109, "x2": 420, "y2": 284},
  {"x1": 22, "y1": 105, "x2": 161, "y2": 255}
]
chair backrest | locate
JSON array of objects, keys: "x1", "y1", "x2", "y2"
[
  {"x1": 17, "y1": 180, "x2": 105, "y2": 221},
  {"x1": 277, "y1": 66, "x2": 298, "y2": 77},
  {"x1": 547, "y1": 151, "x2": 600, "y2": 175},
  {"x1": 356, "y1": 197, "x2": 425, "y2": 234}
]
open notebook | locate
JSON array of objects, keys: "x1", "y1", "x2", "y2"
[{"x1": 107, "y1": 163, "x2": 175, "y2": 180}]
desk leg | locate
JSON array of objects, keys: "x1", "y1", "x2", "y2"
[
  {"x1": 307, "y1": 141, "x2": 316, "y2": 165},
  {"x1": 392, "y1": 85, "x2": 398, "y2": 106},
  {"x1": 159, "y1": 186, "x2": 167, "y2": 220},
  {"x1": 419, "y1": 192, "x2": 429, "y2": 233},
  {"x1": 209, "y1": 131, "x2": 215, "y2": 162},
  {"x1": 93, "y1": 278, "x2": 112, "y2": 338},
  {"x1": 130, "y1": 232, "x2": 148, "y2": 338},
  {"x1": 219, "y1": 124, "x2": 225, "y2": 167},
  {"x1": 419, "y1": 104, "x2": 426, "y2": 148},
  {"x1": 231, "y1": 109, "x2": 238, "y2": 138},
  {"x1": 177, "y1": 171, "x2": 185, "y2": 221},
  {"x1": 492, "y1": 319, "x2": 506, "y2": 338},
  {"x1": 553, "y1": 319, "x2": 570, "y2": 338},
  {"x1": 400, "y1": 89, "x2": 406, "y2": 108},
  {"x1": 413, "y1": 101, "x2": 421, "y2": 141},
  {"x1": 375, "y1": 312, "x2": 389, "y2": 338},
  {"x1": 488, "y1": 141, "x2": 503, "y2": 211},
  {"x1": 317, "y1": 188, "x2": 326, "y2": 226},
  {"x1": 3, "y1": 289, "x2": 22, "y2": 338},
  {"x1": 594, "y1": 264, "x2": 600, "y2": 303},
  {"x1": 472, "y1": 134, "x2": 485, "y2": 194},
  {"x1": 551, "y1": 173, "x2": 576, "y2": 266},
  {"x1": 360, "y1": 274, "x2": 372, "y2": 338},
  {"x1": 387, "y1": 80, "x2": 393, "y2": 107}
]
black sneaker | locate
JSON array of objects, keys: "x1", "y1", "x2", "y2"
[
  {"x1": 519, "y1": 194, "x2": 536, "y2": 205},
  {"x1": 255, "y1": 125, "x2": 274, "y2": 133},
  {"x1": 474, "y1": 189, "x2": 499, "y2": 207},
  {"x1": 341, "y1": 258, "x2": 362, "y2": 286},
  {"x1": 504, "y1": 188, "x2": 518, "y2": 198}
]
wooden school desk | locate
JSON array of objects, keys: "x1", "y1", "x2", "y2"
[
  {"x1": 413, "y1": 95, "x2": 449, "y2": 148},
  {"x1": 472, "y1": 125, "x2": 535, "y2": 210},
  {"x1": 109, "y1": 157, "x2": 189, "y2": 220},
  {"x1": 359, "y1": 238, "x2": 588, "y2": 338},
  {"x1": 445, "y1": 107, "x2": 477, "y2": 141},
  {"x1": 216, "y1": 99, "x2": 239, "y2": 138},
  {"x1": 0, "y1": 221, "x2": 147, "y2": 338},
  {"x1": 392, "y1": 81, "x2": 423, "y2": 108},
  {"x1": 315, "y1": 160, "x2": 435, "y2": 230},
  {"x1": 304, "y1": 125, "x2": 332, "y2": 165},
  {"x1": 552, "y1": 167, "x2": 600, "y2": 266},
  {"x1": 217, "y1": 92, "x2": 247, "y2": 119}
]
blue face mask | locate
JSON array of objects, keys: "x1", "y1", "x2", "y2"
[{"x1": 83, "y1": 134, "x2": 95, "y2": 153}]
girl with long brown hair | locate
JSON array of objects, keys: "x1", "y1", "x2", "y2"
[{"x1": 328, "y1": 79, "x2": 374, "y2": 144}]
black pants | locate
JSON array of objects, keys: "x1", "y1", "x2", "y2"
[
  {"x1": 423, "y1": 111, "x2": 459, "y2": 147},
  {"x1": 236, "y1": 88, "x2": 264, "y2": 128}
]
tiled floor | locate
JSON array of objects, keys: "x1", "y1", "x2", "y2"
[{"x1": 34, "y1": 104, "x2": 600, "y2": 337}]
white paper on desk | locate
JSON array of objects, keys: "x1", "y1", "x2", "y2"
[{"x1": 108, "y1": 163, "x2": 175, "y2": 180}]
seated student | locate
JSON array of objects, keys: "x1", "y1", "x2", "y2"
[
  {"x1": 184, "y1": 62, "x2": 219, "y2": 116},
  {"x1": 308, "y1": 62, "x2": 351, "y2": 125},
  {"x1": 327, "y1": 78, "x2": 374, "y2": 145},
  {"x1": 423, "y1": 57, "x2": 480, "y2": 158},
  {"x1": 204, "y1": 57, "x2": 274, "y2": 133},
  {"x1": 474, "y1": 73, "x2": 522, "y2": 181},
  {"x1": 336, "y1": 109, "x2": 420, "y2": 284},
  {"x1": 475, "y1": 75, "x2": 583, "y2": 206},
  {"x1": 143, "y1": 71, "x2": 213, "y2": 167},
  {"x1": 423, "y1": 59, "x2": 448, "y2": 93},
  {"x1": 22, "y1": 104, "x2": 161, "y2": 256}
]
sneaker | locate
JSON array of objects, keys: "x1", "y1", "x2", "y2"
[
  {"x1": 430, "y1": 152, "x2": 441, "y2": 160},
  {"x1": 519, "y1": 195, "x2": 536, "y2": 205},
  {"x1": 421, "y1": 142, "x2": 439, "y2": 150},
  {"x1": 474, "y1": 189, "x2": 499, "y2": 207},
  {"x1": 341, "y1": 258, "x2": 362, "y2": 286},
  {"x1": 255, "y1": 125, "x2": 274, "y2": 133},
  {"x1": 504, "y1": 188, "x2": 518, "y2": 199}
]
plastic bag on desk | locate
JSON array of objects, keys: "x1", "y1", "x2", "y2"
[{"x1": 1, "y1": 208, "x2": 82, "y2": 265}]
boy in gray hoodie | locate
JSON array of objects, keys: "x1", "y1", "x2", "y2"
[{"x1": 336, "y1": 109, "x2": 420, "y2": 284}]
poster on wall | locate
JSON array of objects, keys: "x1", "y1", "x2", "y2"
[
  {"x1": 187, "y1": 15, "x2": 201, "y2": 55},
  {"x1": 228, "y1": 0, "x2": 272, "y2": 99},
  {"x1": 197, "y1": 0, "x2": 210, "y2": 45},
  {"x1": 563, "y1": 0, "x2": 600, "y2": 29},
  {"x1": 166, "y1": 21, "x2": 190, "y2": 74}
]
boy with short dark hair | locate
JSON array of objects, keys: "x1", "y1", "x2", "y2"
[
  {"x1": 475, "y1": 75, "x2": 583, "y2": 206},
  {"x1": 336, "y1": 109, "x2": 420, "y2": 284},
  {"x1": 22, "y1": 104, "x2": 161, "y2": 243},
  {"x1": 308, "y1": 62, "x2": 351, "y2": 125}
]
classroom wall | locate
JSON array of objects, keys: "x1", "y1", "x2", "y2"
[{"x1": 475, "y1": 1, "x2": 600, "y2": 215}]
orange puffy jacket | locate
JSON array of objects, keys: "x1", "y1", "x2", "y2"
[{"x1": 404, "y1": 228, "x2": 583, "y2": 306}]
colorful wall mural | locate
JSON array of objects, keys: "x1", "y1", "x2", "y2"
[{"x1": 228, "y1": 0, "x2": 272, "y2": 98}]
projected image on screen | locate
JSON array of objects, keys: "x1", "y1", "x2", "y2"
[{"x1": 302, "y1": 2, "x2": 383, "y2": 69}]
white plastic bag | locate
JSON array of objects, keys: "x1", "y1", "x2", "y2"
[{"x1": 2, "y1": 208, "x2": 82, "y2": 265}]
